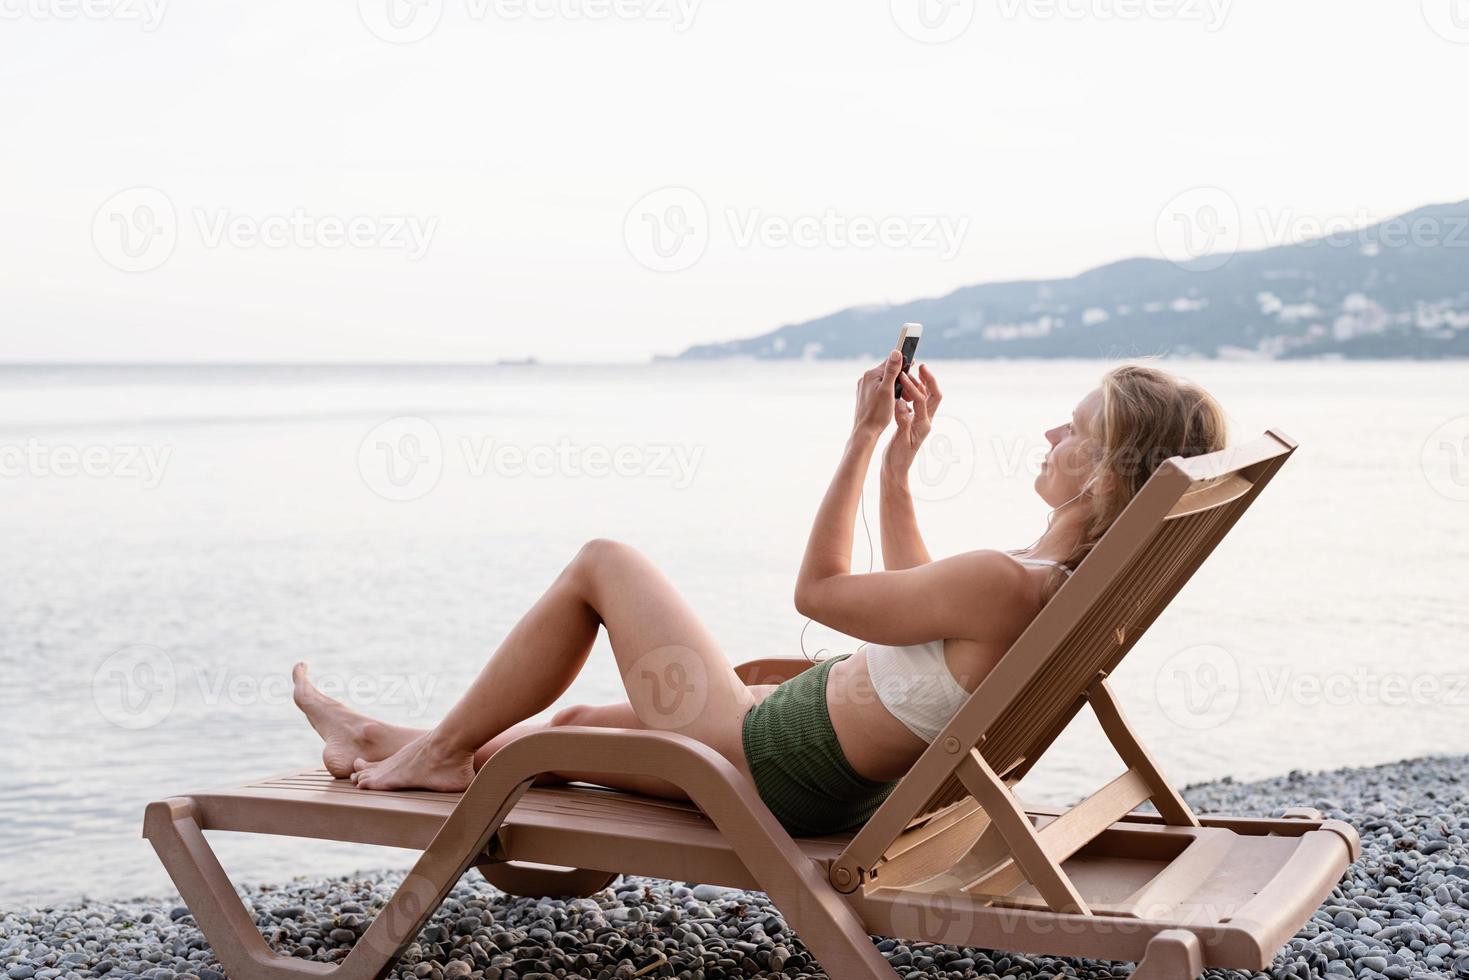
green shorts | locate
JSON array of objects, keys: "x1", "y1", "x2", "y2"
[{"x1": 740, "y1": 653, "x2": 897, "y2": 837}]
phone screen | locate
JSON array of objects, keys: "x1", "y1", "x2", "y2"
[{"x1": 896, "y1": 333, "x2": 921, "y2": 397}]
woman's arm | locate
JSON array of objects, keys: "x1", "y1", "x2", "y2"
[
  {"x1": 794, "y1": 352, "x2": 900, "y2": 602},
  {"x1": 880, "y1": 364, "x2": 940, "y2": 569},
  {"x1": 794, "y1": 356, "x2": 1026, "y2": 646},
  {"x1": 880, "y1": 467, "x2": 931, "y2": 570},
  {"x1": 797, "y1": 551, "x2": 1033, "y2": 647}
]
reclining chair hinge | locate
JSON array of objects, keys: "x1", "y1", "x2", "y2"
[{"x1": 830, "y1": 862, "x2": 866, "y2": 893}]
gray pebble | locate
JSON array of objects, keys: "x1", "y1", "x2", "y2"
[{"x1": 689, "y1": 885, "x2": 729, "y2": 903}]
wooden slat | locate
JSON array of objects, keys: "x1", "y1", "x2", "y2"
[
  {"x1": 887, "y1": 797, "x2": 982, "y2": 859},
  {"x1": 961, "y1": 768, "x2": 1152, "y2": 899},
  {"x1": 1036, "y1": 769, "x2": 1153, "y2": 859},
  {"x1": 872, "y1": 805, "x2": 995, "y2": 890}
]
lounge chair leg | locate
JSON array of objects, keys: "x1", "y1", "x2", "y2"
[
  {"x1": 756, "y1": 875, "x2": 897, "y2": 980},
  {"x1": 1130, "y1": 929, "x2": 1202, "y2": 980},
  {"x1": 147, "y1": 775, "x2": 536, "y2": 980},
  {"x1": 143, "y1": 798, "x2": 336, "y2": 980}
]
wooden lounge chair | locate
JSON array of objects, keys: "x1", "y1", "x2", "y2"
[{"x1": 144, "y1": 428, "x2": 1360, "y2": 980}]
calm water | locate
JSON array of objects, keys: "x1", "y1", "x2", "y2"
[{"x1": 0, "y1": 360, "x2": 1465, "y2": 905}]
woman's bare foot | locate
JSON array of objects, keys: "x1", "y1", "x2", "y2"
[
  {"x1": 291, "y1": 662, "x2": 418, "y2": 777},
  {"x1": 350, "y1": 732, "x2": 476, "y2": 792}
]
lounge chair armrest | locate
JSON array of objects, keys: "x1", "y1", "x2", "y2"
[
  {"x1": 480, "y1": 729, "x2": 901, "y2": 978},
  {"x1": 734, "y1": 657, "x2": 817, "y2": 686},
  {"x1": 484, "y1": 726, "x2": 777, "y2": 825},
  {"x1": 1219, "y1": 826, "x2": 1358, "y2": 967}
]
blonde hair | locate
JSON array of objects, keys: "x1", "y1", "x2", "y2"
[{"x1": 1045, "y1": 360, "x2": 1230, "y2": 597}]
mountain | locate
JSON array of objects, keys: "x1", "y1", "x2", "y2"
[{"x1": 670, "y1": 200, "x2": 1469, "y2": 360}]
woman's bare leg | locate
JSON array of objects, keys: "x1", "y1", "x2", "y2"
[
  {"x1": 344, "y1": 539, "x2": 755, "y2": 791},
  {"x1": 294, "y1": 669, "x2": 693, "y2": 799},
  {"x1": 292, "y1": 664, "x2": 423, "y2": 776}
]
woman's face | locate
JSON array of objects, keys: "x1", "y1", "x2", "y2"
[{"x1": 1037, "y1": 387, "x2": 1104, "y2": 507}]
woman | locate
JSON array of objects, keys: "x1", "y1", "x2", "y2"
[{"x1": 292, "y1": 351, "x2": 1228, "y2": 836}]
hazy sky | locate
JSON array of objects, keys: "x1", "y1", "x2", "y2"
[{"x1": 3, "y1": 0, "x2": 1466, "y2": 362}]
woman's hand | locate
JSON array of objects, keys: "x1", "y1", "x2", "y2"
[
  {"x1": 852, "y1": 350, "x2": 903, "y2": 439},
  {"x1": 882, "y1": 363, "x2": 942, "y2": 479}
]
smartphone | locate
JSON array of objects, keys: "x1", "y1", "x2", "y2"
[{"x1": 895, "y1": 323, "x2": 923, "y2": 398}]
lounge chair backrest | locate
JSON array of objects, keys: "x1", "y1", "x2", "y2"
[{"x1": 833, "y1": 429, "x2": 1298, "y2": 886}]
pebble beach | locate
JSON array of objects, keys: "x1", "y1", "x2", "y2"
[{"x1": 5, "y1": 755, "x2": 1467, "y2": 980}]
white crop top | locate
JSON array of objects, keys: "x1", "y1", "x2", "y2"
[{"x1": 863, "y1": 551, "x2": 1073, "y2": 743}]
